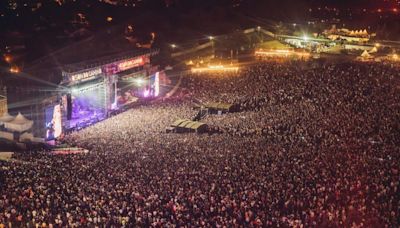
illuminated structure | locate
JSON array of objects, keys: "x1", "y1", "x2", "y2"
[
  {"x1": 4, "y1": 49, "x2": 168, "y2": 141},
  {"x1": 0, "y1": 97, "x2": 7, "y2": 118},
  {"x1": 323, "y1": 26, "x2": 376, "y2": 43},
  {"x1": 369, "y1": 53, "x2": 399, "y2": 63},
  {"x1": 59, "y1": 50, "x2": 164, "y2": 131},
  {"x1": 0, "y1": 87, "x2": 7, "y2": 117},
  {"x1": 37, "y1": 95, "x2": 64, "y2": 141},
  {"x1": 255, "y1": 49, "x2": 310, "y2": 58},
  {"x1": 357, "y1": 50, "x2": 374, "y2": 62},
  {"x1": 191, "y1": 65, "x2": 239, "y2": 73}
]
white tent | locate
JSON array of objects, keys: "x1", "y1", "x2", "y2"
[
  {"x1": 369, "y1": 46, "x2": 378, "y2": 53},
  {"x1": 20, "y1": 132, "x2": 34, "y2": 142},
  {"x1": 0, "y1": 113, "x2": 15, "y2": 125},
  {"x1": 361, "y1": 50, "x2": 372, "y2": 58},
  {"x1": 4, "y1": 112, "x2": 33, "y2": 132}
]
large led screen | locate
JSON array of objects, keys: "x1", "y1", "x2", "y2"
[{"x1": 45, "y1": 105, "x2": 62, "y2": 140}]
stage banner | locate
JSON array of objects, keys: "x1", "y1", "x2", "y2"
[
  {"x1": 103, "y1": 56, "x2": 149, "y2": 75},
  {"x1": 71, "y1": 68, "x2": 102, "y2": 82},
  {"x1": 117, "y1": 56, "x2": 146, "y2": 72}
]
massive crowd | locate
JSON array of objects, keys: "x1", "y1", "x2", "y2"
[{"x1": 0, "y1": 60, "x2": 399, "y2": 227}]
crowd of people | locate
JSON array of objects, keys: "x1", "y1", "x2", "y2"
[{"x1": 0, "y1": 60, "x2": 399, "y2": 227}]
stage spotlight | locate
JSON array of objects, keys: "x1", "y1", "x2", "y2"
[{"x1": 135, "y1": 78, "x2": 144, "y2": 86}]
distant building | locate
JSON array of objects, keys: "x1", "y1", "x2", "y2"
[
  {"x1": 0, "y1": 98, "x2": 7, "y2": 117},
  {"x1": 7, "y1": 0, "x2": 18, "y2": 10},
  {"x1": 323, "y1": 25, "x2": 376, "y2": 43},
  {"x1": 0, "y1": 88, "x2": 7, "y2": 117},
  {"x1": 344, "y1": 44, "x2": 374, "y2": 51}
]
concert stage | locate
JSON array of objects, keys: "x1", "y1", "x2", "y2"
[{"x1": 58, "y1": 50, "x2": 165, "y2": 132}]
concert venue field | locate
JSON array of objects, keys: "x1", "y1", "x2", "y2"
[
  {"x1": 1, "y1": 0, "x2": 400, "y2": 226},
  {"x1": 1, "y1": 58, "x2": 399, "y2": 226}
]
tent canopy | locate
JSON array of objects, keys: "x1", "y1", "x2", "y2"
[
  {"x1": 172, "y1": 119, "x2": 190, "y2": 127},
  {"x1": 190, "y1": 122, "x2": 206, "y2": 130},
  {"x1": 205, "y1": 102, "x2": 233, "y2": 111},
  {"x1": 0, "y1": 113, "x2": 15, "y2": 124},
  {"x1": 369, "y1": 46, "x2": 378, "y2": 53},
  {"x1": 361, "y1": 50, "x2": 372, "y2": 58},
  {"x1": 4, "y1": 112, "x2": 34, "y2": 132},
  {"x1": 171, "y1": 119, "x2": 207, "y2": 132}
]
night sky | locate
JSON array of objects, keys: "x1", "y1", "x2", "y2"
[{"x1": 0, "y1": 0, "x2": 398, "y2": 73}]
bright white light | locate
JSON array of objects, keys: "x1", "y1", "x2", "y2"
[
  {"x1": 255, "y1": 49, "x2": 310, "y2": 58},
  {"x1": 135, "y1": 78, "x2": 144, "y2": 86},
  {"x1": 208, "y1": 65, "x2": 224, "y2": 69},
  {"x1": 276, "y1": 50, "x2": 290, "y2": 53},
  {"x1": 303, "y1": 35, "x2": 309, "y2": 41},
  {"x1": 53, "y1": 105, "x2": 62, "y2": 138},
  {"x1": 143, "y1": 89, "x2": 150, "y2": 97},
  {"x1": 191, "y1": 65, "x2": 239, "y2": 73},
  {"x1": 154, "y1": 72, "x2": 160, "y2": 97},
  {"x1": 209, "y1": 36, "x2": 214, "y2": 40}
]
